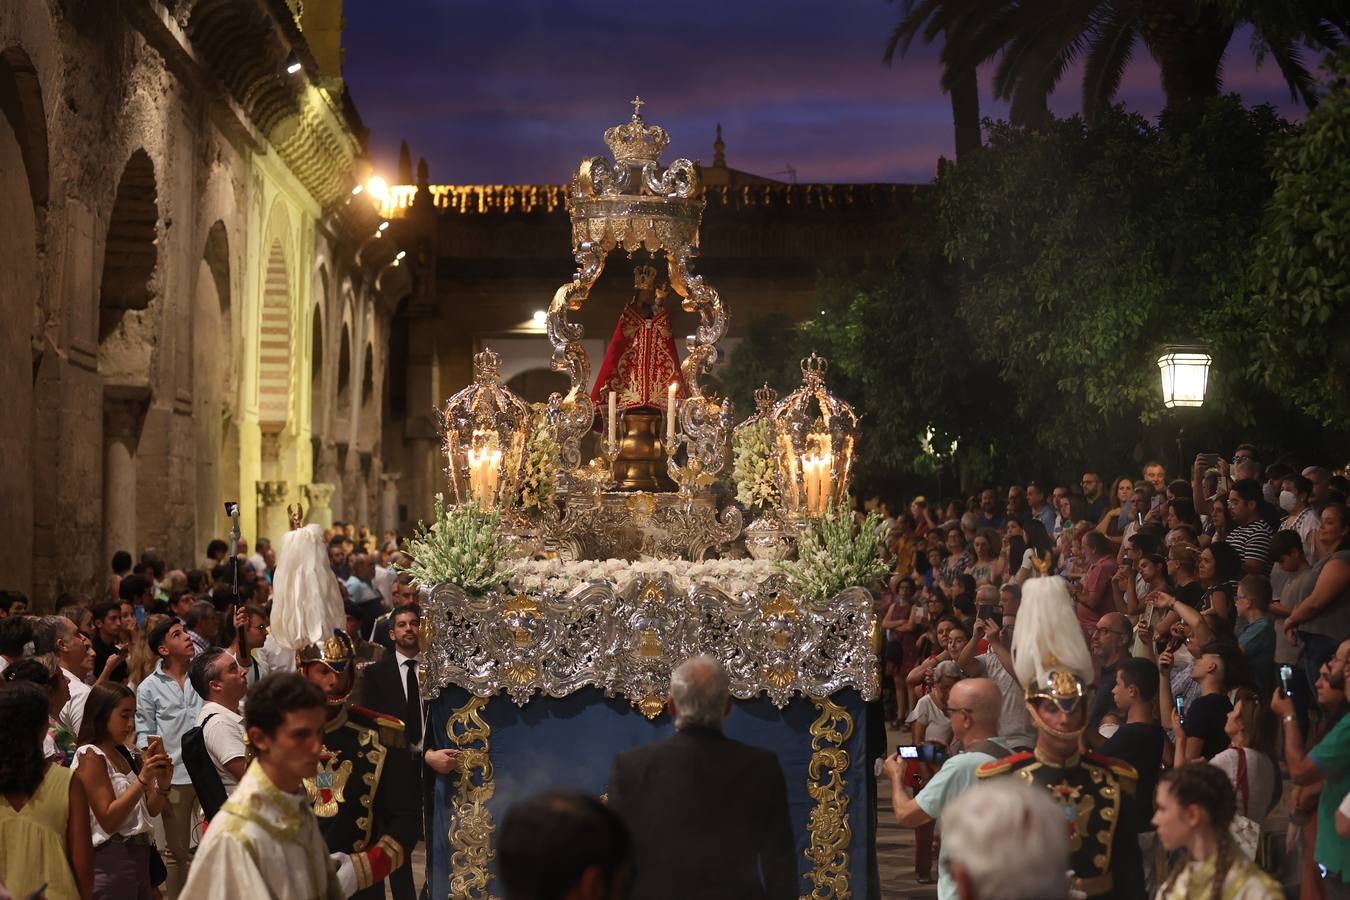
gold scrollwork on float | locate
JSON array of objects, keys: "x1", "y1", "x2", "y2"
[
  {"x1": 447, "y1": 696, "x2": 496, "y2": 900},
  {"x1": 802, "y1": 696, "x2": 853, "y2": 900}
]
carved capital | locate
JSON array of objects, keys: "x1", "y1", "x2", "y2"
[
  {"x1": 379, "y1": 472, "x2": 402, "y2": 488},
  {"x1": 304, "y1": 482, "x2": 336, "y2": 509},
  {"x1": 256, "y1": 480, "x2": 289, "y2": 507}
]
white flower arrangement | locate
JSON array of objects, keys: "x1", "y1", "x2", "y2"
[
  {"x1": 399, "y1": 493, "x2": 515, "y2": 596},
  {"x1": 507, "y1": 557, "x2": 781, "y2": 597},
  {"x1": 776, "y1": 503, "x2": 888, "y2": 602},
  {"x1": 518, "y1": 404, "x2": 558, "y2": 519},
  {"x1": 731, "y1": 419, "x2": 780, "y2": 513}
]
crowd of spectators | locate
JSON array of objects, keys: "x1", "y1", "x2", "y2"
[
  {"x1": 0, "y1": 521, "x2": 413, "y2": 900},
  {"x1": 872, "y1": 449, "x2": 1350, "y2": 898}
]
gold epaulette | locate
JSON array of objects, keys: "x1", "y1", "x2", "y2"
[
  {"x1": 976, "y1": 751, "x2": 1032, "y2": 778},
  {"x1": 349, "y1": 705, "x2": 407, "y2": 749}
]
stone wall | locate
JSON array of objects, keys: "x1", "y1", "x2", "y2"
[{"x1": 0, "y1": 0, "x2": 407, "y2": 607}]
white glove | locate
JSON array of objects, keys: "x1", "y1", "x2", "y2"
[{"x1": 330, "y1": 851, "x2": 357, "y2": 897}]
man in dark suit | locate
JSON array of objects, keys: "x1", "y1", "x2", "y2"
[
  {"x1": 356, "y1": 603, "x2": 455, "y2": 899},
  {"x1": 607, "y1": 655, "x2": 797, "y2": 900}
]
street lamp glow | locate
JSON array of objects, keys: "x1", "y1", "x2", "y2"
[
  {"x1": 532, "y1": 310, "x2": 547, "y2": 327},
  {"x1": 395, "y1": 250, "x2": 407, "y2": 261},
  {"x1": 285, "y1": 53, "x2": 302, "y2": 75},
  {"x1": 366, "y1": 176, "x2": 389, "y2": 203},
  {"x1": 1157, "y1": 347, "x2": 1212, "y2": 409},
  {"x1": 377, "y1": 220, "x2": 390, "y2": 233}
]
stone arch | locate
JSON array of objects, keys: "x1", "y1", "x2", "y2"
[
  {"x1": 98, "y1": 148, "x2": 161, "y2": 566},
  {"x1": 505, "y1": 367, "x2": 571, "y2": 404},
  {"x1": 99, "y1": 148, "x2": 159, "y2": 343},
  {"x1": 193, "y1": 220, "x2": 238, "y2": 550},
  {"x1": 0, "y1": 45, "x2": 48, "y2": 213},
  {"x1": 360, "y1": 338, "x2": 376, "y2": 447},
  {"x1": 336, "y1": 321, "x2": 352, "y2": 419},
  {"x1": 309, "y1": 262, "x2": 328, "y2": 439},
  {"x1": 0, "y1": 72, "x2": 41, "y2": 596},
  {"x1": 258, "y1": 237, "x2": 292, "y2": 429}
]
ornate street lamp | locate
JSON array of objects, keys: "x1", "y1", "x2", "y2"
[
  {"x1": 1157, "y1": 344, "x2": 1212, "y2": 477},
  {"x1": 1157, "y1": 346, "x2": 1212, "y2": 409}
]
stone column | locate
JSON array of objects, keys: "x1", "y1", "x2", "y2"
[
  {"x1": 304, "y1": 482, "x2": 336, "y2": 529},
  {"x1": 380, "y1": 472, "x2": 401, "y2": 537},
  {"x1": 255, "y1": 480, "x2": 289, "y2": 544},
  {"x1": 103, "y1": 396, "x2": 146, "y2": 565}
]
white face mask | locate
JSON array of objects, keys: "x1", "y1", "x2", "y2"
[{"x1": 1279, "y1": 490, "x2": 1297, "y2": 512}]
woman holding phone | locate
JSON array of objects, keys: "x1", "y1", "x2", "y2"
[{"x1": 74, "y1": 683, "x2": 172, "y2": 899}]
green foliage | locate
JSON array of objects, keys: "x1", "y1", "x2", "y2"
[
  {"x1": 777, "y1": 505, "x2": 890, "y2": 602},
  {"x1": 1245, "y1": 52, "x2": 1350, "y2": 424},
  {"x1": 938, "y1": 98, "x2": 1293, "y2": 447},
  {"x1": 398, "y1": 494, "x2": 514, "y2": 595},
  {"x1": 721, "y1": 315, "x2": 809, "y2": 421}
]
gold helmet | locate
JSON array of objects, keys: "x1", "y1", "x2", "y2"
[
  {"x1": 295, "y1": 628, "x2": 357, "y2": 705},
  {"x1": 1012, "y1": 575, "x2": 1094, "y2": 739}
]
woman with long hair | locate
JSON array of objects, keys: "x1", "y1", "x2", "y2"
[
  {"x1": 967, "y1": 529, "x2": 1003, "y2": 587},
  {"x1": 1167, "y1": 497, "x2": 1203, "y2": 535},
  {"x1": 1013, "y1": 519, "x2": 1056, "y2": 584},
  {"x1": 4, "y1": 656, "x2": 76, "y2": 767},
  {"x1": 879, "y1": 578, "x2": 917, "y2": 725},
  {"x1": 1167, "y1": 542, "x2": 1205, "y2": 608},
  {"x1": 1209, "y1": 687, "x2": 1280, "y2": 823},
  {"x1": 1282, "y1": 502, "x2": 1350, "y2": 694},
  {"x1": 1204, "y1": 498, "x2": 1233, "y2": 547},
  {"x1": 1095, "y1": 476, "x2": 1136, "y2": 545},
  {"x1": 74, "y1": 683, "x2": 172, "y2": 899},
  {"x1": 0, "y1": 682, "x2": 94, "y2": 900},
  {"x1": 124, "y1": 614, "x2": 169, "y2": 687},
  {"x1": 1199, "y1": 543, "x2": 1241, "y2": 620},
  {"x1": 1152, "y1": 763, "x2": 1280, "y2": 899}
]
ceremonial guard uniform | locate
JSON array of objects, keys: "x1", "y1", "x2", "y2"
[
  {"x1": 300, "y1": 631, "x2": 422, "y2": 900},
  {"x1": 978, "y1": 749, "x2": 1141, "y2": 898},
  {"x1": 978, "y1": 574, "x2": 1145, "y2": 900}
]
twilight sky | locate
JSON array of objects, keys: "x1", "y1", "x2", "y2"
[{"x1": 342, "y1": 0, "x2": 1310, "y2": 186}]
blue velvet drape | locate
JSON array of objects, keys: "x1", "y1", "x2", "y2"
[{"x1": 425, "y1": 686, "x2": 874, "y2": 898}]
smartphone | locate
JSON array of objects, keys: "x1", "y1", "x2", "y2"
[
  {"x1": 1279, "y1": 664, "x2": 1295, "y2": 697},
  {"x1": 977, "y1": 604, "x2": 996, "y2": 621},
  {"x1": 898, "y1": 746, "x2": 919, "y2": 759},
  {"x1": 1198, "y1": 452, "x2": 1221, "y2": 468},
  {"x1": 145, "y1": 734, "x2": 163, "y2": 755},
  {"x1": 1137, "y1": 511, "x2": 1145, "y2": 526},
  {"x1": 1174, "y1": 696, "x2": 1186, "y2": 726}
]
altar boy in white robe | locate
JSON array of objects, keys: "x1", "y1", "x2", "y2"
[{"x1": 181, "y1": 672, "x2": 348, "y2": 900}]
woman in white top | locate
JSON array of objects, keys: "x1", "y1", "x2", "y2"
[
  {"x1": 1208, "y1": 687, "x2": 1280, "y2": 822},
  {"x1": 73, "y1": 683, "x2": 172, "y2": 900}
]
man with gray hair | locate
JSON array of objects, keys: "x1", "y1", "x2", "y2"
[
  {"x1": 607, "y1": 654, "x2": 796, "y2": 899},
  {"x1": 941, "y1": 779, "x2": 1071, "y2": 900}
]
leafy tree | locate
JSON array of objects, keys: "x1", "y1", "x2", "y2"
[
  {"x1": 886, "y1": 0, "x2": 1347, "y2": 128},
  {"x1": 938, "y1": 98, "x2": 1292, "y2": 446},
  {"x1": 1245, "y1": 52, "x2": 1350, "y2": 423}
]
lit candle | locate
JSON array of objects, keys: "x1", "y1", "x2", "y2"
[
  {"x1": 485, "y1": 449, "x2": 502, "y2": 509},
  {"x1": 467, "y1": 446, "x2": 482, "y2": 505},
  {"x1": 802, "y1": 455, "x2": 819, "y2": 517},
  {"x1": 607, "y1": 391, "x2": 617, "y2": 445},
  {"x1": 819, "y1": 452, "x2": 834, "y2": 514},
  {"x1": 666, "y1": 383, "x2": 678, "y2": 444}
]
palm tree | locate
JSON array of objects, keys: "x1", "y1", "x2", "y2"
[{"x1": 887, "y1": 0, "x2": 1348, "y2": 134}]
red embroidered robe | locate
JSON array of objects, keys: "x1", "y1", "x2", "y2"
[{"x1": 590, "y1": 303, "x2": 686, "y2": 411}]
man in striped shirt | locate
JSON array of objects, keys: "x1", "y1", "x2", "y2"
[{"x1": 1226, "y1": 479, "x2": 1274, "y2": 576}]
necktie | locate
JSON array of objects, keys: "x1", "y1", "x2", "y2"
[{"x1": 404, "y1": 659, "x2": 422, "y2": 746}]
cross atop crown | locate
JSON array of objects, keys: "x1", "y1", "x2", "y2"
[{"x1": 630, "y1": 95, "x2": 645, "y2": 120}]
